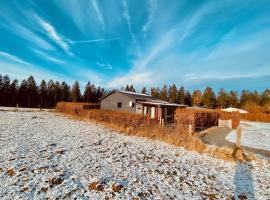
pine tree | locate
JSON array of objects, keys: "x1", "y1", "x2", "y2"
[
  {"x1": 10, "y1": 79, "x2": 19, "y2": 106},
  {"x1": 125, "y1": 85, "x2": 130, "y2": 91},
  {"x1": 2, "y1": 75, "x2": 10, "y2": 106},
  {"x1": 228, "y1": 91, "x2": 238, "y2": 107},
  {"x1": 250, "y1": 90, "x2": 261, "y2": 105},
  {"x1": 60, "y1": 81, "x2": 71, "y2": 102},
  {"x1": 261, "y1": 89, "x2": 270, "y2": 105},
  {"x1": 184, "y1": 90, "x2": 192, "y2": 106},
  {"x1": 129, "y1": 84, "x2": 136, "y2": 92},
  {"x1": 192, "y1": 89, "x2": 202, "y2": 106},
  {"x1": 216, "y1": 88, "x2": 228, "y2": 108},
  {"x1": 141, "y1": 87, "x2": 147, "y2": 94},
  {"x1": 0, "y1": 74, "x2": 3, "y2": 105},
  {"x1": 54, "y1": 81, "x2": 61, "y2": 104},
  {"x1": 160, "y1": 85, "x2": 168, "y2": 101},
  {"x1": 47, "y1": 80, "x2": 55, "y2": 107},
  {"x1": 168, "y1": 84, "x2": 177, "y2": 103},
  {"x1": 240, "y1": 90, "x2": 250, "y2": 106},
  {"x1": 177, "y1": 86, "x2": 185, "y2": 104},
  {"x1": 71, "y1": 81, "x2": 81, "y2": 102},
  {"x1": 202, "y1": 87, "x2": 216, "y2": 108},
  {"x1": 26, "y1": 76, "x2": 38, "y2": 108},
  {"x1": 150, "y1": 87, "x2": 160, "y2": 98},
  {"x1": 84, "y1": 81, "x2": 92, "y2": 103},
  {"x1": 39, "y1": 80, "x2": 47, "y2": 108},
  {"x1": 19, "y1": 79, "x2": 28, "y2": 107}
]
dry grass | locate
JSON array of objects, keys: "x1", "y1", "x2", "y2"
[
  {"x1": 56, "y1": 102, "x2": 259, "y2": 162},
  {"x1": 240, "y1": 113, "x2": 270, "y2": 123},
  {"x1": 57, "y1": 102, "x2": 205, "y2": 153},
  {"x1": 242, "y1": 102, "x2": 265, "y2": 113}
]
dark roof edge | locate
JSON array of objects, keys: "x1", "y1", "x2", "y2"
[{"x1": 99, "y1": 90, "x2": 138, "y2": 101}]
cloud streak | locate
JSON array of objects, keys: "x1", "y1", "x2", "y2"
[
  {"x1": 37, "y1": 18, "x2": 72, "y2": 55},
  {"x1": 91, "y1": 0, "x2": 105, "y2": 30},
  {"x1": 0, "y1": 51, "x2": 32, "y2": 66},
  {"x1": 122, "y1": 0, "x2": 142, "y2": 56},
  {"x1": 143, "y1": 0, "x2": 156, "y2": 35},
  {"x1": 68, "y1": 38, "x2": 120, "y2": 44}
]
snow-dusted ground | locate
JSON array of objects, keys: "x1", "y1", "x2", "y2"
[
  {"x1": 0, "y1": 111, "x2": 269, "y2": 199},
  {"x1": 226, "y1": 121, "x2": 270, "y2": 152}
]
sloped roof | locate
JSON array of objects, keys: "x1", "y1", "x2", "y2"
[{"x1": 99, "y1": 90, "x2": 187, "y2": 107}]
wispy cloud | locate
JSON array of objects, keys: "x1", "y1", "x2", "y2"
[
  {"x1": 91, "y1": 0, "x2": 105, "y2": 30},
  {"x1": 68, "y1": 38, "x2": 120, "y2": 44},
  {"x1": 96, "y1": 62, "x2": 113, "y2": 70},
  {"x1": 107, "y1": 71, "x2": 153, "y2": 88},
  {"x1": 32, "y1": 49, "x2": 65, "y2": 64},
  {"x1": 122, "y1": 0, "x2": 142, "y2": 56},
  {"x1": 0, "y1": 51, "x2": 32, "y2": 66},
  {"x1": 143, "y1": 0, "x2": 156, "y2": 36},
  {"x1": 37, "y1": 18, "x2": 73, "y2": 55}
]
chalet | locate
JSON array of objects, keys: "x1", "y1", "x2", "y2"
[{"x1": 99, "y1": 90, "x2": 187, "y2": 123}]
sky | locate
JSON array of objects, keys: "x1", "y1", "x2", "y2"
[{"x1": 0, "y1": 0, "x2": 270, "y2": 92}]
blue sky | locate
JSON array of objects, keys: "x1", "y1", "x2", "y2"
[{"x1": 0, "y1": 0, "x2": 270, "y2": 92}]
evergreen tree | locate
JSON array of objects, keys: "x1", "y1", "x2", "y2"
[
  {"x1": 261, "y1": 89, "x2": 270, "y2": 105},
  {"x1": 177, "y1": 86, "x2": 185, "y2": 104},
  {"x1": 240, "y1": 90, "x2": 250, "y2": 106},
  {"x1": 150, "y1": 87, "x2": 160, "y2": 98},
  {"x1": 0, "y1": 74, "x2": 3, "y2": 105},
  {"x1": 160, "y1": 85, "x2": 168, "y2": 101},
  {"x1": 26, "y1": 76, "x2": 38, "y2": 107},
  {"x1": 202, "y1": 87, "x2": 216, "y2": 108},
  {"x1": 60, "y1": 81, "x2": 71, "y2": 102},
  {"x1": 216, "y1": 88, "x2": 228, "y2": 108},
  {"x1": 19, "y1": 79, "x2": 28, "y2": 107},
  {"x1": 125, "y1": 85, "x2": 130, "y2": 91},
  {"x1": 168, "y1": 84, "x2": 178, "y2": 103},
  {"x1": 129, "y1": 84, "x2": 136, "y2": 92},
  {"x1": 184, "y1": 90, "x2": 192, "y2": 106},
  {"x1": 54, "y1": 81, "x2": 61, "y2": 104},
  {"x1": 141, "y1": 87, "x2": 147, "y2": 94},
  {"x1": 71, "y1": 81, "x2": 81, "y2": 102},
  {"x1": 39, "y1": 80, "x2": 47, "y2": 108},
  {"x1": 47, "y1": 80, "x2": 55, "y2": 107},
  {"x1": 228, "y1": 91, "x2": 238, "y2": 107},
  {"x1": 192, "y1": 89, "x2": 202, "y2": 106},
  {"x1": 10, "y1": 79, "x2": 19, "y2": 106},
  {"x1": 84, "y1": 81, "x2": 92, "y2": 103},
  {"x1": 250, "y1": 90, "x2": 261, "y2": 105},
  {"x1": 2, "y1": 75, "x2": 10, "y2": 106}
]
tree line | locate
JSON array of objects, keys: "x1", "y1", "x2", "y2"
[
  {"x1": 0, "y1": 74, "x2": 105, "y2": 108},
  {"x1": 1, "y1": 74, "x2": 269, "y2": 109},
  {"x1": 124, "y1": 84, "x2": 270, "y2": 109}
]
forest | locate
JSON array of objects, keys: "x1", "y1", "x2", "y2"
[{"x1": 0, "y1": 74, "x2": 269, "y2": 111}]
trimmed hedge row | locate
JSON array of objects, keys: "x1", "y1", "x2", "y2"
[{"x1": 175, "y1": 108, "x2": 219, "y2": 131}]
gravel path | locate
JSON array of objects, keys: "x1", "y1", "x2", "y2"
[{"x1": 0, "y1": 111, "x2": 269, "y2": 199}]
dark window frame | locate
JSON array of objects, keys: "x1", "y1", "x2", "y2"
[{"x1": 117, "y1": 102, "x2": 122, "y2": 108}]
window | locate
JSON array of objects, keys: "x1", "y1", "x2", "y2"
[{"x1": 117, "y1": 102, "x2": 122, "y2": 108}]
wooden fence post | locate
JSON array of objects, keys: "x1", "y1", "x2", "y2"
[
  {"x1": 188, "y1": 124, "x2": 193, "y2": 136},
  {"x1": 236, "y1": 126, "x2": 241, "y2": 147}
]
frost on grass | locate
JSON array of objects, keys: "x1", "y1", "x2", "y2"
[
  {"x1": 0, "y1": 111, "x2": 270, "y2": 199},
  {"x1": 226, "y1": 121, "x2": 270, "y2": 152}
]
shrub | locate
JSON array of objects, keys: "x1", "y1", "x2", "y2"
[
  {"x1": 242, "y1": 102, "x2": 264, "y2": 113},
  {"x1": 219, "y1": 111, "x2": 240, "y2": 129},
  {"x1": 240, "y1": 113, "x2": 270, "y2": 123},
  {"x1": 56, "y1": 102, "x2": 205, "y2": 153},
  {"x1": 175, "y1": 108, "x2": 219, "y2": 131}
]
